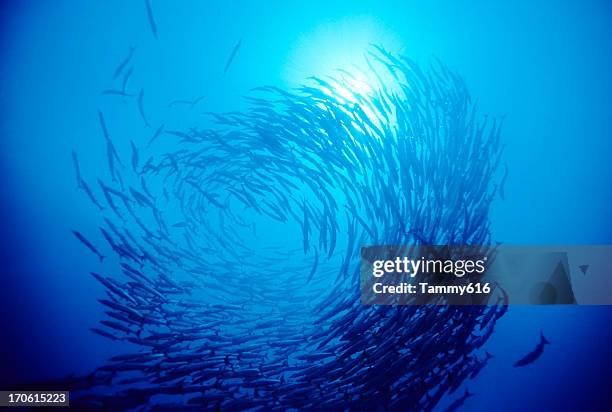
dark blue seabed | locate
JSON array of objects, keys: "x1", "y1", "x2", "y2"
[{"x1": 1, "y1": 1, "x2": 612, "y2": 411}]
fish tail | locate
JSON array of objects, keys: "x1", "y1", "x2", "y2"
[{"x1": 540, "y1": 331, "x2": 550, "y2": 345}]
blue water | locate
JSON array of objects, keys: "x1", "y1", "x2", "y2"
[{"x1": 1, "y1": 1, "x2": 611, "y2": 410}]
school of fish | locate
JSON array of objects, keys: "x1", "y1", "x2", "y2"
[{"x1": 62, "y1": 46, "x2": 509, "y2": 410}]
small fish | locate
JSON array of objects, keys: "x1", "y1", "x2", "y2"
[
  {"x1": 165, "y1": 130, "x2": 191, "y2": 139},
  {"x1": 444, "y1": 388, "x2": 473, "y2": 412},
  {"x1": 130, "y1": 141, "x2": 139, "y2": 173},
  {"x1": 223, "y1": 39, "x2": 242, "y2": 76},
  {"x1": 113, "y1": 46, "x2": 136, "y2": 79},
  {"x1": 469, "y1": 351, "x2": 493, "y2": 379},
  {"x1": 72, "y1": 150, "x2": 82, "y2": 188},
  {"x1": 514, "y1": 332, "x2": 550, "y2": 367},
  {"x1": 146, "y1": 124, "x2": 165, "y2": 148},
  {"x1": 91, "y1": 272, "x2": 137, "y2": 304},
  {"x1": 101, "y1": 320, "x2": 134, "y2": 335},
  {"x1": 97, "y1": 109, "x2": 110, "y2": 141},
  {"x1": 98, "y1": 180, "x2": 123, "y2": 219},
  {"x1": 499, "y1": 162, "x2": 508, "y2": 200},
  {"x1": 106, "y1": 141, "x2": 119, "y2": 181},
  {"x1": 138, "y1": 88, "x2": 150, "y2": 127},
  {"x1": 302, "y1": 199, "x2": 309, "y2": 254},
  {"x1": 72, "y1": 230, "x2": 105, "y2": 261},
  {"x1": 79, "y1": 179, "x2": 105, "y2": 211},
  {"x1": 144, "y1": 0, "x2": 158, "y2": 38},
  {"x1": 579, "y1": 264, "x2": 589, "y2": 275},
  {"x1": 91, "y1": 327, "x2": 119, "y2": 341},
  {"x1": 130, "y1": 187, "x2": 155, "y2": 209},
  {"x1": 101, "y1": 89, "x2": 135, "y2": 97},
  {"x1": 168, "y1": 95, "x2": 205, "y2": 109},
  {"x1": 140, "y1": 176, "x2": 154, "y2": 200},
  {"x1": 121, "y1": 66, "x2": 134, "y2": 94}
]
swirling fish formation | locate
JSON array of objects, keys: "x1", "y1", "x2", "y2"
[{"x1": 67, "y1": 47, "x2": 506, "y2": 410}]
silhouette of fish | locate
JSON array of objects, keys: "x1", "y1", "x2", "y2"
[
  {"x1": 121, "y1": 66, "x2": 134, "y2": 94},
  {"x1": 137, "y1": 88, "x2": 150, "y2": 127},
  {"x1": 71, "y1": 150, "x2": 82, "y2": 188},
  {"x1": 101, "y1": 89, "x2": 135, "y2": 97},
  {"x1": 72, "y1": 230, "x2": 105, "y2": 262},
  {"x1": 113, "y1": 46, "x2": 135, "y2": 79},
  {"x1": 223, "y1": 39, "x2": 242, "y2": 76},
  {"x1": 144, "y1": 0, "x2": 157, "y2": 38},
  {"x1": 514, "y1": 332, "x2": 550, "y2": 367},
  {"x1": 499, "y1": 162, "x2": 508, "y2": 200},
  {"x1": 168, "y1": 95, "x2": 205, "y2": 109},
  {"x1": 445, "y1": 388, "x2": 473, "y2": 412},
  {"x1": 146, "y1": 123, "x2": 165, "y2": 148}
]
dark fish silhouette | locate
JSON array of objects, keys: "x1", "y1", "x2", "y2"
[
  {"x1": 79, "y1": 179, "x2": 105, "y2": 211},
  {"x1": 91, "y1": 327, "x2": 119, "y2": 341},
  {"x1": 514, "y1": 332, "x2": 550, "y2": 367},
  {"x1": 72, "y1": 230, "x2": 105, "y2": 261},
  {"x1": 137, "y1": 88, "x2": 150, "y2": 127},
  {"x1": 223, "y1": 39, "x2": 242, "y2": 76},
  {"x1": 101, "y1": 89, "x2": 135, "y2": 97},
  {"x1": 146, "y1": 124, "x2": 165, "y2": 148},
  {"x1": 121, "y1": 65, "x2": 134, "y2": 94},
  {"x1": 130, "y1": 141, "x2": 139, "y2": 173},
  {"x1": 113, "y1": 46, "x2": 135, "y2": 79},
  {"x1": 444, "y1": 388, "x2": 473, "y2": 412},
  {"x1": 579, "y1": 264, "x2": 589, "y2": 275},
  {"x1": 97, "y1": 109, "x2": 110, "y2": 141},
  {"x1": 499, "y1": 162, "x2": 508, "y2": 200},
  {"x1": 168, "y1": 95, "x2": 205, "y2": 109},
  {"x1": 144, "y1": 0, "x2": 157, "y2": 38},
  {"x1": 71, "y1": 150, "x2": 82, "y2": 188},
  {"x1": 469, "y1": 351, "x2": 493, "y2": 378}
]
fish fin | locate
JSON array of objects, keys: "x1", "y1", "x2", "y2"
[{"x1": 540, "y1": 331, "x2": 550, "y2": 345}]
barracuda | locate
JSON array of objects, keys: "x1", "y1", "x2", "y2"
[{"x1": 67, "y1": 45, "x2": 504, "y2": 410}]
